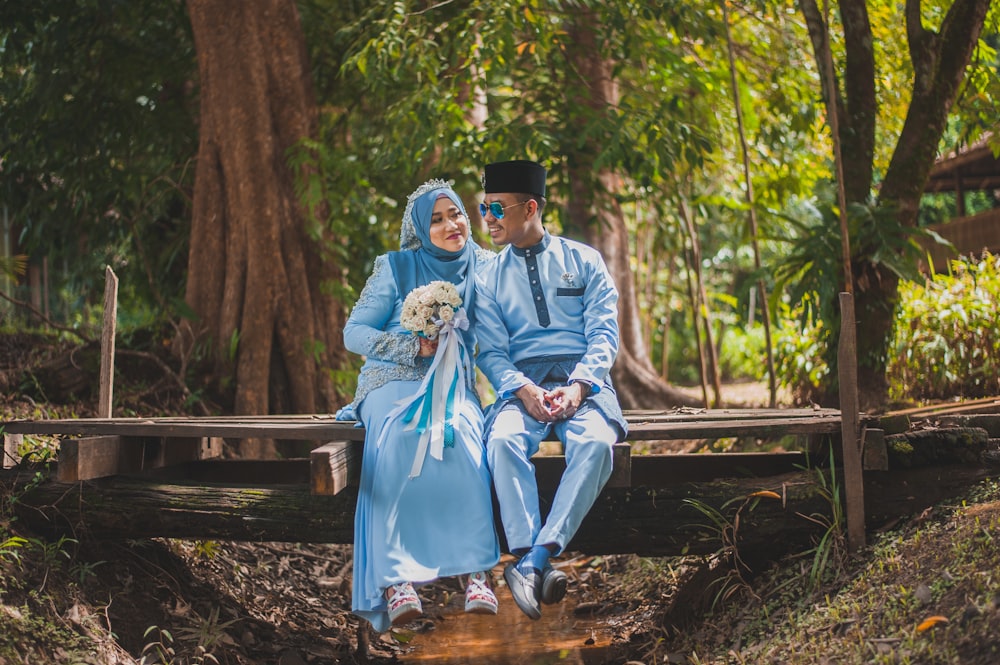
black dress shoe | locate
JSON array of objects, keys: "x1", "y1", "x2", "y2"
[
  {"x1": 503, "y1": 562, "x2": 542, "y2": 620},
  {"x1": 540, "y1": 565, "x2": 567, "y2": 604}
]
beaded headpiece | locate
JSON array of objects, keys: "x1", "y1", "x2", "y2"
[{"x1": 400, "y1": 179, "x2": 452, "y2": 251}]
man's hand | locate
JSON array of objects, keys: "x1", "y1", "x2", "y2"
[
  {"x1": 545, "y1": 382, "x2": 587, "y2": 420},
  {"x1": 515, "y1": 384, "x2": 556, "y2": 422}
]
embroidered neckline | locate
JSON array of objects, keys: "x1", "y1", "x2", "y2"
[{"x1": 511, "y1": 231, "x2": 551, "y2": 257}]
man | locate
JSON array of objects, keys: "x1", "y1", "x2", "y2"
[{"x1": 475, "y1": 159, "x2": 627, "y2": 620}]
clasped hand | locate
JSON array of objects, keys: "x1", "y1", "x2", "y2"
[
  {"x1": 417, "y1": 337, "x2": 438, "y2": 357},
  {"x1": 515, "y1": 382, "x2": 586, "y2": 422}
]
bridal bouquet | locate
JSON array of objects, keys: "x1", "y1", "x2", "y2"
[
  {"x1": 400, "y1": 280, "x2": 462, "y2": 340},
  {"x1": 378, "y1": 279, "x2": 471, "y2": 478}
]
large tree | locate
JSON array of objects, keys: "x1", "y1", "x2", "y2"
[
  {"x1": 799, "y1": 0, "x2": 992, "y2": 409},
  {"x1": 181, "y1": 0, "x2": 346, "y2": 447},
  {"x1": 559, "y1": 11, "x2": 701, "y2": 408}
]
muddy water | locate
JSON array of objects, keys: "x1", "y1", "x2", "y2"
[{"x1": 401, "y1": 571, "x2": 614, "y2": 664}]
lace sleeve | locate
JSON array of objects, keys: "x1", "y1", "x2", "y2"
[{"x1": 344, "y1": 255, "x2": 420, "y2": 366}]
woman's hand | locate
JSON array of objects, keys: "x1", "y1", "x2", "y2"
[{"x1": 417, "y1": 336, "x2": 439, "y2": 357}]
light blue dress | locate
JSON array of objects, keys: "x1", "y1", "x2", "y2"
[{"x1": 345, "y1": 254, "x2": 500, "y2": 633}]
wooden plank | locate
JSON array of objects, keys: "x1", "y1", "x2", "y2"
[
  {"x1": 623, "y1": 407, "x2": 842, "y2": 421},
  {"x1": 0, "y1": 419, "x2": 368, "y2": 441},
  {"x1": 310, "y1": 441, "x2": 362, "y2": 495},
  {"x1": 624, "y1": 416, "x2": 842, "y2": 440},
  {"x1": 147, "y1": 459, "x2": 312, "y2": 485},
  {"x1": 888, "y1": 396, "x2": 1000, "y2": 418},
  {"x1": 1, "y1": 414, "x2": 843, "y2": 441}
]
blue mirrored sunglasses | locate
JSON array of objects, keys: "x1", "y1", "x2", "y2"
[{"x1": 478, "y1": 200, "x2": 528, "y2": 220}]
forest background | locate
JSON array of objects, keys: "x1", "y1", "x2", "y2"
[{"x1": 2, "y1": 0, "x2": 999, "y2": 437}]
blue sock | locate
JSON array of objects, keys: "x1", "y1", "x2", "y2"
[{"x1": 520, "y1": 545, "x2": 551, "y2": 572}]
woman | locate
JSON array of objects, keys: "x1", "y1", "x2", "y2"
[{"x1": 339, "y1": 180, "x2": 499, "y2": 632}]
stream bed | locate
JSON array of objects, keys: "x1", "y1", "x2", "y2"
[{"x1": 400, "y1": 578, "x2": 616, "y2": 664}]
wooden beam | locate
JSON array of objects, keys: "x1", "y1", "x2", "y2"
[
  {"x1": 307, "y1": 441, "x2": 630, "y2": 496},
  {"x1": 608, "y1": 443, "x2": 631, "y2": 488},
  {"x1": 5, "y1": 471, "x2": 831, "y2": 556},
  {"x1": 57, "y1": 435, "x2": 130, "y2": 482},
  {"x1": 310, "y1": 441, "x2": 362, "y2": 495},
  {"x1": 7, "y1": 465, "x2": 988, "y2": 557},
  {"x1": 157, "y1": 436, "x2": 224, "y2": 467},
  {"x1": 56, "y1": 435, "x2": 225, "y2": 482},
  {"x1": 149, "y1": 459, "x2": 311, "y2": 485}
]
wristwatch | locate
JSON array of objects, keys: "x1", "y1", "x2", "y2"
[{"x1": 572, "y1": 379, "x2": 592, "y2": 396}]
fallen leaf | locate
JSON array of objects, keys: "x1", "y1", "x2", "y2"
[{"x1": 916, "y1": 616, "x2": 949, "y2": 632}]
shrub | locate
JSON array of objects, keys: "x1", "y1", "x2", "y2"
[
  {"x1": 887, "y1": 252, "x2": 1000, "y2": 402},
  {"x1": 772, "y1": 297, "x2": 829, "y2": 405}
]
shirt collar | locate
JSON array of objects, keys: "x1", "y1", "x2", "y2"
[{"x1": 510, "y1": 230, "x2": 551, "y2": 257}]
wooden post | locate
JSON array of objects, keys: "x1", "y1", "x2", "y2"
[
  {"x1": 99, "y1": 266, "x2": 118, "y2": 418},
  {"x1": 2, "y1": 433, "x2": 23, "y2": 469},
  {"x1": 838, "y1": 292, "x2": 865, "y2": 551}
]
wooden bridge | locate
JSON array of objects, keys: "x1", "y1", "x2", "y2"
[{"x1": 2, "y1": 404, "x2": 996, "y2": 557}]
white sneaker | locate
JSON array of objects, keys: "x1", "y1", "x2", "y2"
[{"x1": 464, "y1": 570, "x2": 498, "y2": 615}]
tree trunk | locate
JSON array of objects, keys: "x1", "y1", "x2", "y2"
[
  {"x1": 179, "y1": 0, "x2": 347, "y2": 454},
  {"x1": 562, "y1": 16, "x2": 699, "y2": 409}
]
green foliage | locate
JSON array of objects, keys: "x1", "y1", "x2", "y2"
[
  {"x1": 887, "y1": 252, "x2": 1000, "y2": 402},
  {"x1": 0, "y1": 0, "x2": 197, "y2": 324},
  {"x1": 769, "y1": 182, "x2": 931, "y2": 335},
  {"x1": 192, "y1": 540, "x2": 221, "y2": 559},
  {"x1": 773, "y1": 251, "x2": 1000, "y2": 405},
  {"x1": 174, "y1": 605, "x2": 236, "y2": 657},
  {"x1": 141, "y1": 626, "x2": 176, "y2": 665},
  {"x1": 718, "y1": 322, "x2": 768, "y2": 382},
  {"x1": 772, "y1": 297, "x2": 829, "y2": 404},
  {"x1": 798, "y1": 450, "x2": 846, "y2": 592},
  {"x1": 0, "y1": 535, "x2": 28, "y2": 567},
  {"x1": 0, "y1": 601, "x2": 103, "y2": 663}
]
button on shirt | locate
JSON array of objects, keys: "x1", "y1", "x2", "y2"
[{"x1": 475, "y1": 232, "x2": 620, "y2": 399}]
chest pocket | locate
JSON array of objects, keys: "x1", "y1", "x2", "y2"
[{"x1": 555, "y1": 287, "x2": 585, "y2": 318}]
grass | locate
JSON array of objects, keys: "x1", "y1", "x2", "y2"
[{"x1": 638, "y1": 478, "x2": 1000, "y2": 664}]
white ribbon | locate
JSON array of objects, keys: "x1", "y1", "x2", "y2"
[{"x1": 374, "y1": 307, "x2": 470, "y2": 478}]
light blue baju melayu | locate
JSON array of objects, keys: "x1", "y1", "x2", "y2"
[
  {"x1": 476, "y1": 231, "x2": 628, "y2": 555},
  {"x1": 341, "y1": 182, "x2": 499, "y2": 633}
]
